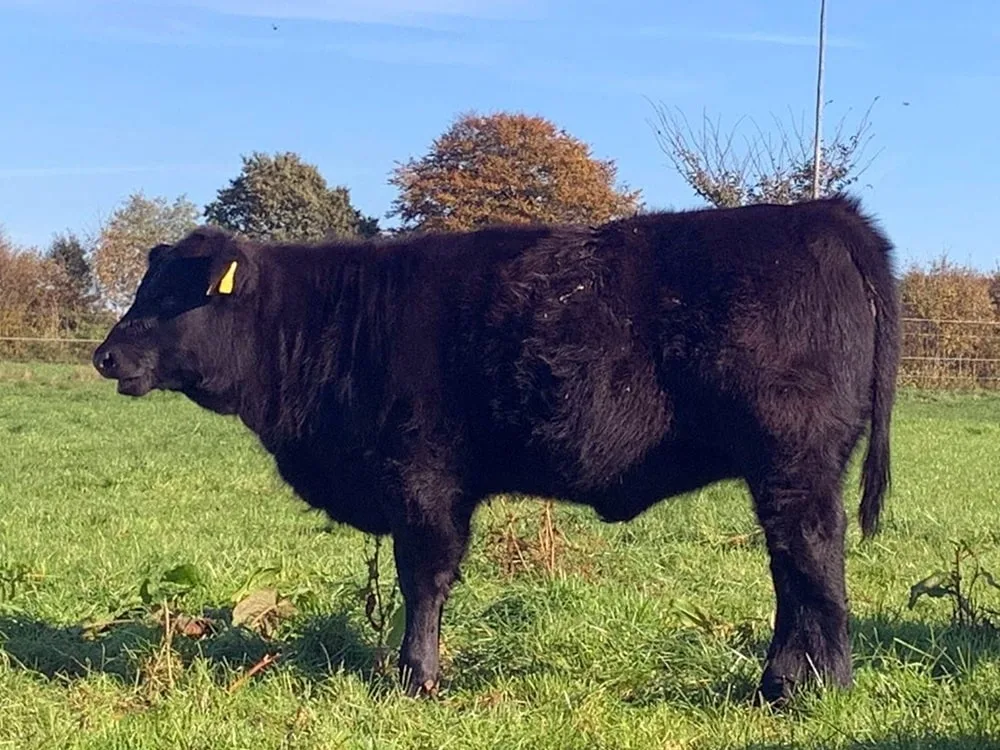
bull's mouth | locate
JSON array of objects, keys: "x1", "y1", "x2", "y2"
[{"x1": 116, "y1": 375, "x2": 154, "y2": 397}]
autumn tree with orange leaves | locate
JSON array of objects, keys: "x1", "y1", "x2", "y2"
[{"x1": 388, "y1": 112, "x2": 642, "y2": 232}]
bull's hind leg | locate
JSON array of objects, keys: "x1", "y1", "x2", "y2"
[{"x1": 750, "y1": 457, "x2": 852, "y2": 705}]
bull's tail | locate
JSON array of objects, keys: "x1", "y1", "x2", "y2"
[
  {"x1": 834, "y1": 195, "x2": 901, "y2": 539},
  {"x1": 859, "y1": 280, "x2": 898, "y2": 539}
]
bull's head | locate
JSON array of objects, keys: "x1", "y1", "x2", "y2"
[{"x1": 92, "y1": 226, "x2": 255, "y2": 414}]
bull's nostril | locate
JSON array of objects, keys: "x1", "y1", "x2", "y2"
[{"x1": 94, "y1": 349, "x2": 116, "y2": 375}]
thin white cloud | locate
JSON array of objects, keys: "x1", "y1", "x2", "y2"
[
  {"x1": 148, "y1": 0, "x2": 539, "y2": 25},
  {"x1": 506, "y1": 63, "x2": 703, "y2": 98},
  {"x1": 0, "y1": 164, "x2": 226, "y2": 178},
  {"x1": 640, "y1": 27, "x2": 863, "y2": 49},
  {"x1": 0, "y1": 0, "x2": 542, "y2": 27},
  {"x1": 94, "y1": 24, "x2": 282, "y2": 48},
  {"x1": 328, "y1": 38, "x2": 503, "y2": 67},
  {"x1": 81, "y1": 20, "x2": 502, "y2": 62},
  {"x1": 708, "y1": 30, "x2": 863, "y2": 48}
]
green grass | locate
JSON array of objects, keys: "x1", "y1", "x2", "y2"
[{"x1": 2, "y1": 361, "x2": 1000, "y2": 749}]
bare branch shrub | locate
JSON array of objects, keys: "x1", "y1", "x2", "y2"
[{"x1": 648, "y1": 98, "x2": 881, "y2": 207}]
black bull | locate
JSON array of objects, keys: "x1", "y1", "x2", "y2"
[{"x1": 93, "y1": 195, "x2": 900, "y2": 703}]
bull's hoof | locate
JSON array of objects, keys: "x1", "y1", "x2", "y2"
[
  {"x1": 754, "y1": 671, "x2": 796, "y2": 708},
  {"x1": 755, "y1": 658, "x2": 852, "y2": 708},
  {"x1": 403, "y1": 679, "x2": 439, "y2": 698},
  {"x1": 399, "y1": 668, "x2": 440, "y2": 698},
  {"x1": 419, "y1": 679, "x2": 439, "y2": 697}
]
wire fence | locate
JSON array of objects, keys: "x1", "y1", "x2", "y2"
[
  {"x1": 898, "y1": 317, "x2": 1000, "y2": 389},
  {"x1": 2, "y1": 317, "x2": 1000, "y2": 390},
  {"x1": 0, "y1": 336, "x2": 104, "y2": 365}
]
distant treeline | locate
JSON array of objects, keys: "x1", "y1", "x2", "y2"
[
  {"x1": 897, "y1": 258, "x2": 1000, "y2": 389},
  {"x1": 2, "y1": 112, "x2": 997, "y2": 388},
  {"x1": 2, "y1": 234, "x2": 997, "y2": 389}
]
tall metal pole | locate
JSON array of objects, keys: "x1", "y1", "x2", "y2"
[{"x1": 812, "y1": 0, "x2": 827, "y2": 199}]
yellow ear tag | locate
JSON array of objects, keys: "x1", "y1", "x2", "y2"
[{"x1": 208, "y1": 261, "x2": 238, "y2": 295}]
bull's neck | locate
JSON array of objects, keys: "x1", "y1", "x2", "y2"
[{"x1": 239, "y1": 244, "x2": 401, "y2": 446}]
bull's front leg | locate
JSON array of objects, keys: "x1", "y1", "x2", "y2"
[{"x1": 390, "y1": 475, "x2": 472, "y2": 696}]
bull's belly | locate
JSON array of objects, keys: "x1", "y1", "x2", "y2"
[{"x1": 478, "y1": 432, "x2": 738, "y2": 522}]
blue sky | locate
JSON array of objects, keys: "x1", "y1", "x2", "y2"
[{"x1": 1, "y1": 0, "x2": 997, "y2": 271}]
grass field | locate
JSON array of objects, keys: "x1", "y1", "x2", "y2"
[{"x1": 2, "y1": 362, "x2": 1000, "y2": 749}]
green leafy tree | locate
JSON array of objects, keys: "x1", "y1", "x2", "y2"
[
  {"x1": 46, "y1": 231, "x2": 100, "y2": 333},
  {"x1": 205, "y1": 151, "x2": 378, "y2": 242},
  {"x1": 388, "y1": 111, "x2": 642, "y2": 233},
  {"x1": 94, "y1": 192, "x2": 199, "y2": 312},
  {"x1": 48, "y1": 232, "x2": 94, "y2": 305}
]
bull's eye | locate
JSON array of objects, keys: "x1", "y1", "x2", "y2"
[
  {"x1": 158, "y1": 294, "x2": 196, "y2": 317},
  {"x1": 155, "y1": 288, "x2": 206, "y2": 318}
]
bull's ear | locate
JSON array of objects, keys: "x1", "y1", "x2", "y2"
[
  {"x1": 206, "y1": 259, "x2": 239, "y2": 296},
  {"x1": 147, "y1": 243, "x2": 172, "y2": 266},
  {"x1": 176, "y1": 225, "x2": 252, "y2": 297}
]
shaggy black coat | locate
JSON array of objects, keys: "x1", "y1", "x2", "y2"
[{"x1": 93, "y1": 194, "x2": 900, "y2": 703}]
